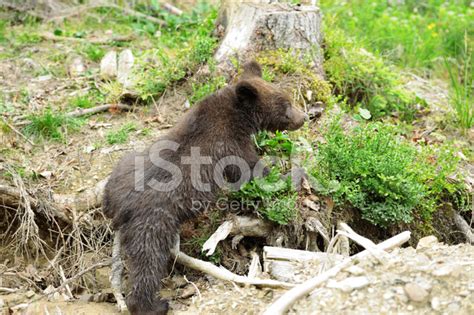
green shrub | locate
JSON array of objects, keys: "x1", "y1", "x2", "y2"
[
  {"x1": 324, "y1": 28, "x2": 421, "y2": 120},
  {"x1": 24, "y1": 110, "x2": 82, "y2": 141},
  {"x1": 309, "y1": 119, "x2": 465, "y2": 226}
]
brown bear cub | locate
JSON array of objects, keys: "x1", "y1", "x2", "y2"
[{"x1": 102, "y1": 61, "x2": 307, "y2": 315}]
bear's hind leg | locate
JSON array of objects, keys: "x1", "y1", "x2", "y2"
[{"x1": 121, "y1": 209, "x2": 178, "y2": 315}]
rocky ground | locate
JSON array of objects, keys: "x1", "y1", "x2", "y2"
[{"x1": 1, "y1": 235, "x2": 473, "y2": 314}]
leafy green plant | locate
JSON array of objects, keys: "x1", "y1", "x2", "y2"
[
  {"x1": 309, "y1": 118, "x2": 464, "y2": 226},
  {"x1": 106, "y1": 122, "x2": 137, "y2": 144},
  {"x1": 24, "y1": 110, "x2": 82, "y2": 141},
  {"x1": 190, "y1": 76, "x2": 226, "y2": 105},
  {"x1": 81, "y1": 44, "x2": 105, "y2": 62},
  {"x1": 254, "y1": 130, "x2": 295, "y2": 157},
  {"x1": 233, "y1": 168, "x2": 297, "y2": 225},
  {"x1": 69, "y1": 90, "x2": 104, "y2": 109}
]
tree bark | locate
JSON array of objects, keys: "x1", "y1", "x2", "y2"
[{"x1": 215, "y1": 0, "x2": 324, "y2": 76}]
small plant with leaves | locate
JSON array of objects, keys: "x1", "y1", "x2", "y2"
[
  {"x1": 232, "y1": 167, "x2": 297, "y2": 225},
  {"x1": 24, "y1": 109, "x2": 83, "y2": 141},
  {"x1": 106, "y1": 122, "x2": 137, "y2": 145}
]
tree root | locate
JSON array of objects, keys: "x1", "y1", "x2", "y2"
[{"x1": 453, "y1": 213, "x2": 474, "y2": 244}]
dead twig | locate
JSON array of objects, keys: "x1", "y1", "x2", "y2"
[
  {"x1": 66, "y1": 104, "x2": 133, "y2": 118},
  {"x1": 23, "y1": 259, "x2": 112, "y2": 307},
  {"x1": 263, "y1": 230, "x2": 411, "y2": 315},
  {"x1": 162, "y1": 3, "x2": 183, "y2": 16},
  {"x1": 39, "y1": 32, "x2": 135, "y2": 44},
  {"x1": 14, "y1": 104, "x2": 133, "y2": 127},
  {"x1": 1, "y1": 117, "x2": 35, "y2": 145},
  {"x1": 171, "y1": 248, "x2": 294, "y2": 289}
]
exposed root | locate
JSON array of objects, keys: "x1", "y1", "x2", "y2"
[
  {"x1": 453, "y1": 212, "x2": 474, "y2": 244},
  {"x1": 110, "y1": 232, "x2": 127, "y2": 312},
  {"x1": 171, "y1": 249, "x2": 294, "y2": 289},
  {"x1": 202, "y1": 216, "x2": 272, "y2": 256}
]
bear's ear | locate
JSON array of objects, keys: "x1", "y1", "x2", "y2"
[
  {"x1": 241, "y1": 60, "x2": 262, "y2": 78},
  {"x1": 235, "y1": 80, "x2": 259, "y2": 104}
]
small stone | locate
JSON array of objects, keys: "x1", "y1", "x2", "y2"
[
  {"x1": 327, "y1": 276, "x2": 370, "y2": 292},
  {"x1": 407, "y1": 305, "x2": 414, "y2": 311},
  {"x1": 416, "y1": 235, "x2": 438, "y2": 249},
  {"x1": 117, "y1": 49, "x2": 135, "y2": 88},
  {"x1": 79, "y1": 293, "x2": 93, "y2": 302},
  {"x1": 69, "y1": 56, "x2": 86, "y2": 77},
  {"x1": 383, "y1": 291, "x2": 394, "y2": 300},
  {"x1": 100, "y1": 50, "x2": 118, "y2": 80},
  {"x1": 404, "y1": 283, "x2": 429, "y2": 302},
  {"x1": 345, "y1": 265, "x2": 365, "y2": 276},
  {"x1": 431, "y1": 297, "x2": 441, "y2": 310},
  {"x1": 25, "y1": 290, "x2": 35, "y2": 298},
  {"x1": 447, "y1": 302, "x2": 460, "y2": 313},
  {"x1": 179, "y1": 285, "x2": 196, "y2": 299},
  {"x1": 432, "y1": 264, "x2": 461, "y2": 277}
]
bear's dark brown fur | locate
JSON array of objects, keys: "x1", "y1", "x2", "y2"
[{"x1": 102, "y1": 61, "x2": 307, "y2": 315}]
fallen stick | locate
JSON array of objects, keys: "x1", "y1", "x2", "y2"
[
  {"x1": 0, "y1": 184, "x2": 71, "y2": 224},
  {"x1": 263, "y1": 231, "x2": 411, "y2": 315},
  {"x1": 39, "y1": 32, "x2": 135, "y2": 44},
  {"x1": 162, "y1": 3, "x2": 183, "y2": 16},
  {"x1": 1, "y1": 117, "x2": 35, "y2": 146},
  {"x1": 22, "y1": 259, "x2": 112, "y2": 307},
  {"x1": 338, "y1": 223, "x2": 390, "y2": 262},
  {"x1": 171, "y1": 248, "x2": 294, "y2": 289},
  {"x1": 14, "y1": 104, "x2": 133, "y2": 127},
  {"x1": 65, "y1": 104, "x2": 133, "y2": 118}
]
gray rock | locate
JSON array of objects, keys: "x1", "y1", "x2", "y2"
[
  {"x1": 117, "y1": 49, "x2": 135, "y2": 88},
  {"x1": 404, "y1": 283, "x2": 429, "y2": 302},
  {"x1": 327, "y1": 276, "x2": 370, "y2": 292},
  {"x1": 100, "y1": 50, "x2": 117, "y2": 80},
  {"x1": 416, "y1": 235, "x2": 438, "y2": 249}
]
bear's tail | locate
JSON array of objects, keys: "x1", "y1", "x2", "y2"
[{"x1": 120, "y1": 208, "x2": 179, "y2": 315}]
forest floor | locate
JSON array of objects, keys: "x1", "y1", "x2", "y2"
[
  {"x1": 1, "y1": 236, "x2": 473, "y2": 314},
  {"x1": 0, "y1": 1, "x2": 473, "y2": 315}
]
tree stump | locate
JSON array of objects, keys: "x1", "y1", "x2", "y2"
[{"x1": 215, "y1": 0, "x2": 324, "y2": 76}]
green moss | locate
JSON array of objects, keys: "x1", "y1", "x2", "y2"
[{"x1": 257, "y1": 49, "x2": 332, "y2": 105}]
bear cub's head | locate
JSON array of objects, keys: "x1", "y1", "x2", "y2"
[{"x1": 235, "y1": 61, "x2": 308, "y2": 132}]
